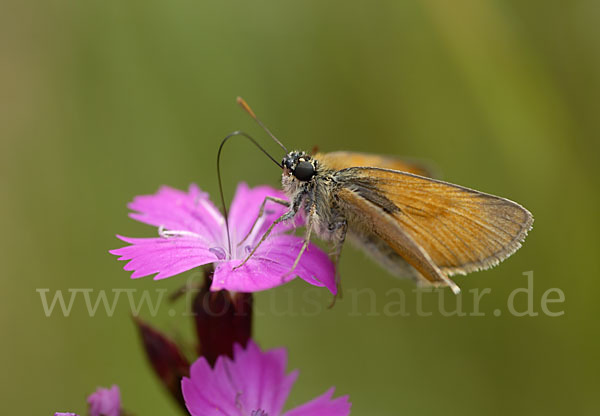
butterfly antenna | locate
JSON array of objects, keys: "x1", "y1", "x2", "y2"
[
  {"x1": 236, "y1": 97, "x2": 288, "y2": 152},
  {"x1": 216, "y1": 131, "x2": 283, "y2": 256}
]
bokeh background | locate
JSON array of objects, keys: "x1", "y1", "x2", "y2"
[{"x1": 2, "y1": 0, "x2": 599, "y2": 414}]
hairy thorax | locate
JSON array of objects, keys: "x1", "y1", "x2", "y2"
[{"x1": 281, "y1": 169, "x2": 345, "y2": 243}]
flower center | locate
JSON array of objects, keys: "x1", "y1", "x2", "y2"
[{"x1": 209, "y1": 246, "x2": 227, "y2": 260}]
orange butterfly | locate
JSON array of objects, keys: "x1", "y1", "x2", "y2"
[{"x1": 228, "y1": 98, "x2": 533, "y2": 295}]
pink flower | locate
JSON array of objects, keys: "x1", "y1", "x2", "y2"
[
  {"x1": 182, "y1": 340, "x2": 351, "y2": 416},
  {"x1": 87, "y1": 385, "x2": 121, "y2": 416},
  {"x1": 110, "y1": 183, "x2": 336, "y2": 294}
]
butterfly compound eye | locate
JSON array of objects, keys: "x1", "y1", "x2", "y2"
[{"x1": 293, "y1": 161, "x2": 315, "y2": 181}]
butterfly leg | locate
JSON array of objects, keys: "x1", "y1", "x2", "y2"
[
  {"x1": 233, "y1": 198, "x2": 300, "y2": 270},
  {"x1": 281, "y1": 204, "x2": 316, "y2": 281},
  {"x1": 237, "y1": 196, "x2": 290, "y2": 247},
  {"x1": 328, "y1": 220, "x2": 348, "y2": 307}
]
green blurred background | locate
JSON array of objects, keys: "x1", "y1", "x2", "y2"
[{"x1": 2, "y1": 0, "x2": 599, "y2": 414}]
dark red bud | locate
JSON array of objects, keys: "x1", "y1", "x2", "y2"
[
  {"x1": 133, "y1": 317, "x2": 189, "y2": 410},
  {"x1": 193, "y1": 269, "x2": 253, "y2": 366}
]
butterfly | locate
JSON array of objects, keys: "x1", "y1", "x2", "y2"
[{"x1": 224, "y1": 98, "x2": 533, "y2": 295}]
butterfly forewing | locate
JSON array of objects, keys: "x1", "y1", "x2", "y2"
[
  {"x1": 335, "y1": 167, "x2": 533, "y2": 280},
  {"x1": 337, "y1": 186, "x2": 460, "y2": 292},
  {"x1": 315, "y1": 151, "x2": 434, "y2": 178}
]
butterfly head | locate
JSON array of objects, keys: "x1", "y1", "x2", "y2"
[{"x1": 282, "y1": 151, "x2": 317, "y2": 182}]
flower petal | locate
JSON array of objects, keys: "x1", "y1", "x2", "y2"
[
  {"x1": 284, "y1": 387, "x2": 351, "y2": 416},
  {"x1": 212, "y1": 235, "x2": 336, "y2": 294},
  {"x1": 110, "y1": 236, "x2": 217, "y2": 279},
  {"x1": 182, "y1": 356, "x2": 240, "y2": 416},
  {"x1": 226, "y1": 342, "x2": 298, "y2": 416},
  {"x1": 228, "y1": 183, "x2": 296, "y2": 243},
  {"x1": 182, "y1": 340, "x2": 297, "y2": 416},
  {"x1": 128, "y1": 184, "x2": 225, "y2": 244},
  {"x1": 257, "y1": 235, "x2": 336, "y2": 293},
  {"x1": 87, "y1": 385, "x2": 121, "y2": 416}
]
